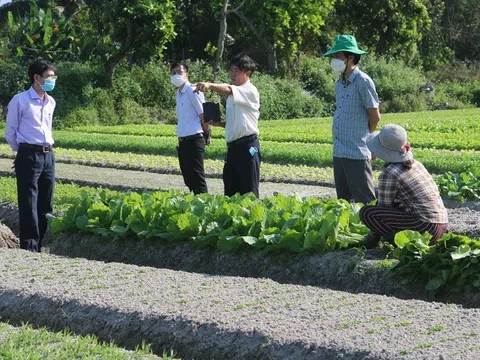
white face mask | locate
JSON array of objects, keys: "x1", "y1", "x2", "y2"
[
  {"x1": 331, "y1": 58, "x2": 347, "y2": 73},
  {"x1": 170, "y1": 74, "x2": 185, "y2": 87}
]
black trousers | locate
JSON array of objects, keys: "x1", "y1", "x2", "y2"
[
  {"x1": 224, "y1": 136, "x2": 261, "y2": 198},
  {"x1": 177, "y1": 136, "x2": 208, "y2": 194},
  {"x1": 15, "y1": 146, "x2": 55, "y2": 252}
]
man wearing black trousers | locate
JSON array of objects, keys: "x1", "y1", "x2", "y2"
[
  {"x1": 171, "y1": 61, "x2": 208, "y2": 194},
  {"x1": 5, "y1": 59, "x2": 57, "y2": 252},
  {"x1": 195, "y1": 54, "x2": 261, "y2": 197}
]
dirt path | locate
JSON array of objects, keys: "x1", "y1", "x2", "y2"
[{"x1": 0, "y1": 158, "x2": 337, "y2": 198}]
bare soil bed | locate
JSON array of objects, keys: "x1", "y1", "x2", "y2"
[{"x1": 1, "y1": 249, "x2": 480, "y2": 360}]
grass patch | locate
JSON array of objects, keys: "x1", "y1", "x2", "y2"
[
  {"x1": 0, "y1": 322, "x2": 179, "y2": 359},
  {"x1": 427, "y1": 324, "x2": 446, "y2": 335},
  {"x1": 413, "y1": 342, "x2": 433, "y2": 350},
  {"x1": 338, "y1": 320, "x2": 362, "y2": 329}
]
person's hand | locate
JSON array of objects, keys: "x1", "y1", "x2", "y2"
[
  {"x1": 195, "y1": 82, "x2": 210, "y2": 93},
  {"x1": 201, "y1": 121, "x2": 210, "y2": 132}
]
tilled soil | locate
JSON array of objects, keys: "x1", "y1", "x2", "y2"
[{"x1": 1, "y1": 249, "x2": 480, "y2": 360}]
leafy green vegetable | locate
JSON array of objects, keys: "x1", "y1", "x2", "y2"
[
  {"x1": 391, "y1": 231, "x2": 480, "y2": 295},
  {"x1": 49, "y1": 189, "x2": 369, "y2": 254}
]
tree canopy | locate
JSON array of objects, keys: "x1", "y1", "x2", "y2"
[{"x1": 1, "y1": 0, "x2": 478, "y2": 83}]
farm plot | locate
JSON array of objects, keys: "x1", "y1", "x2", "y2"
[
  {"x1": 1, "y1": 109, "x2": 480, "y2": 182},
  {"x1": 1, "y1": 109, "x2": 480, "y2": 359},
  {"x1": 1, "y1": 249, "x2": 480, "y2": 360}
]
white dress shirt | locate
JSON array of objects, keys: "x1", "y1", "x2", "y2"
[
  {"x1": 176, "y1": 82, "x2": 205, "y2": 137},
  {"x1": 5, "y1": 87, "x2": 55, "y2": 151},
  {"x1": 225, "y1": 80, "x2": 260, "y2": 143}
]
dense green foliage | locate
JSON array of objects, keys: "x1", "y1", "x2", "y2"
[
  {"x1": 436, "y1": 170, "x2": 480, "y2": 202},
  {"x1": 0, "y1": 0, "x2": 478, "y2": 125},
  {"x1": 392, "y1": 231, "x2": 480, "y2": 296},
  {"x1": 49, "y1": 189, "x2": 368, "y2": 253},
  {"x1": 1, "y1": 53, "x2": 479, "y2": 127}
]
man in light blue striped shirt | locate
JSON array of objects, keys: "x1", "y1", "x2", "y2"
[{"x1": 324, "y1": 35, "x2": 380, "y2": 204}]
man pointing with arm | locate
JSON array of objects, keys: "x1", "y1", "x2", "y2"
[{"x1": 196, "y1": 54, "x2": 261, "y2": 198}]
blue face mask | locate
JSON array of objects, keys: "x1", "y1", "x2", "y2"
[{"x1": 40, "y1": 78, "x2": 56, "y2": 92}]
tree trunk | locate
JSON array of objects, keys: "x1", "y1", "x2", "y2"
[
  {"x1": 104, "y1": 54, "x2": 125, "y2": 87},
  {"x1": 376, "y1": 31, "x2": 387, "y2": 55},
  {"x1": 103, "y1": 17, "x2": 134, "y2": 87},
  {"x1": 267, "y1": 47, "x2": 278, "y2": 74},
  {"x1": 213, "y1": 0, "x2": 229, "y2": 81}
]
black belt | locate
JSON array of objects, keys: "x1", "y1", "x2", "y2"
[
  {"x1": 178, "y1": 133, "x2": 203, "y2": 142},
  {"x1": 19, "y1": 143, "x2": 53, "y2": 153},
  {"x1": 227, "y1": 134, "x2": 258, "y2": 148}
]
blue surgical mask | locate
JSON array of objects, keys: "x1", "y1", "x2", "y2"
[{"x1": 40, "y1": 78, "x2": 56, "y2": 92}]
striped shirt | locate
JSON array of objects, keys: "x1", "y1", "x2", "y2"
[
  {"x1": 5, "y1": 87, "x2": 55, "y2": 151},
  {"x1": 377, "y1": 161, "x2": 448, "y2": 224},
  {"x1": 332, "y1": 67, "x2": 379, "y2": 159}
]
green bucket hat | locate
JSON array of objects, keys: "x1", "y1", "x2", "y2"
[{"x1": 323, "y1": 35, "x2": 368, "y2": 57}]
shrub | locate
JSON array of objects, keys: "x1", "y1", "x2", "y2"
[
  {"x1": 57, "y1": 106, "x2": 99, "y2": 129},
  {"x1": 361, "y1": 56, "x2": 426, "y2": 103},
  {"x1": 111, "y1": 73, "x2": 144, "y2": 104},
  {"x1": 381, "y1": 93, "x2": 428, "y2": 113},
  {"x1": 52, "y1": 62, "x2": 102, "y2": 120},
  {"x1": 0, "y1": 60, "x2": 29, "y2": 109},
  {"x1": 116, "y1": 98, "x2": 153, "y2": 125},
  {"x1": 254, "y1": 74, "x2": 327, "y2": 119},
  {"x1": 430, "y1": 85, "x2": 475, "y2": 110},
  {"x1": 297, "y1": 54, "x2": 336, "y2": 111},
  {"x1": 149, "y1": 106, "x2": 177, "y2": 124},
  {"x1": 427, "y1": 61, "x2": 480, "y2": 83},
  {"x1": 296, "y1": 55, "x2": 429, "y2": 114},
  {"x1": 120, "y1": 62, "x2": 174, "y2": 109},
  {"x1": 83, "y1": 86, "x2": 117, "y2": 125},
  {"x1": 434, "y1": 81, "x2": 480, "y2": 107}
]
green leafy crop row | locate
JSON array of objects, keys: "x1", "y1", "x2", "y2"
[
  {"x1": 1, "y1": 175, "x2": 479, "y2": 295},
  {"x1": 49, "y1": 190, "x2": 369, "y2": 254},
  {"x1": 70, "y1": 108, "x2": 480, "y2": 145}
]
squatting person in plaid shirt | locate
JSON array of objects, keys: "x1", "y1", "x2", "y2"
[
  {"x1": 359, "y1": 124, "x2": 448, "y2": 248},
  {"x1": 324, "y1": 35, "x2": 380, "y2": 204}
]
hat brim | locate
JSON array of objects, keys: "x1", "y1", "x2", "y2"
[
  {"x1": 323, "y1": 48, "x2": 368, "y2": 57},
  {"x1": 366, "y1": 132, "x2": 414, "y2": 163}
]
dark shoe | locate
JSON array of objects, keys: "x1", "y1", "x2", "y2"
[
  {"x1": 363, "y1": 232, "x2": 382, "y2": 249},
  {"x1": 382, "y1": 231, "x2": 396, "y2": 245}
]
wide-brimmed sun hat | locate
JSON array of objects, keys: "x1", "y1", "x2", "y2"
[
  {"x1": 366, "y1": 124, "x2": 414, "y2": 163},
  {"x1": 323, "y1": 35, "x2": 368, "y2": 57}
]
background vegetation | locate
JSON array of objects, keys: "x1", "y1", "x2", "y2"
[{"x1": 0, "y1": 0, "x2": 479, "y2": 128}]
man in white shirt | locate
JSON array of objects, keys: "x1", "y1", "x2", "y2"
[
  {"x1": 171, "y1": 62, "x2": 208, "y2": 194},
  {"x1": 195, "y1": 54, "x2": 261, "y2": 197},
  {"x1": 5, "y1": 59, "x2": 57, "y2": 252}
]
